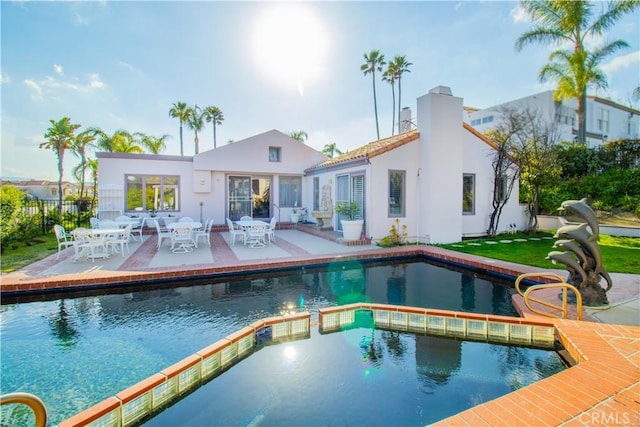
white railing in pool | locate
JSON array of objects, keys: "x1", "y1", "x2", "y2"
[{"x1": 59, "y1": 305, "x2": 556, "y2": 427}]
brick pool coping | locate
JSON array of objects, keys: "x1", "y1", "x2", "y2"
[{"x1": 2, "y1": 239, "x2": 639, "y2": 425}]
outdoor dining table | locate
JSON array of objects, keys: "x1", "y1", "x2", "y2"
[
  {"x1": 235, "y1": 220, "x2": 269, "y2": 248},
  {"x1": 71, "y1": 227, "x2": 124, "y2": 261}
]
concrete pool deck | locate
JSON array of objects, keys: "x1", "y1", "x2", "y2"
[{"x1": 1, "y1": 227, "x2": 639, "y2": 426}]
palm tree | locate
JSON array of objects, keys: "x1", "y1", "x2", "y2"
[
  {"x1": 70, "y1": 129, "x2": 97, "y2": 200},
  {"x1": 361, "y1": 50, "x2": 386, "y2": 140},
  {"x1": 134, "y1": 132, "x2": 170, "y2": 154},
  {"x1": 288, "y1": 130, "x2": 308, "y2": 143},
  {"x1": 391, "y1": 55, "x2": 412, "y2": 133},
  {"x1": 40, "y1": 117, "x2": 80, "y2": 215},
  {"x1": 186, "y1": 105, "x2": 205, "y2": 154},
  {"x1": 515, "y1": 0, "x2": 639, "y2": 143},
  {"x1": 383, "y1": 62, "x2": 398, "y2": 135},
  {"x1": 322, "y1": 142, "x2": 343, "y2": 158},
  {"x1": 169, "y1": 101, "x2": 191, "y2": 156},
  {"x1": 85, "y1": 158, "x2": 99, "y2": 206},
  {"x1": 93, "y1": 129, "x2": 143, "y2": 153},
  {"x1": 203, "y1": 106, "x2": 224, "y2": 149}
]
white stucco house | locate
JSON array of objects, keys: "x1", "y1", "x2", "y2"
[
  {"x1": 465, "y1": 90, "x2": 640, "y2": 147},
  {"x1": 97, "y1": 86, "x2": 524, "y2": 244}
]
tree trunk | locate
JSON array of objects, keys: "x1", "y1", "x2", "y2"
[
  {"x1": 57, "y1": 151, "x2": 64, "y2": 217},
  {"x1": 179, "y1": 123, "x2": 184, "y2": 156},
  {"x1": 398, "y1": 78, "x2": 402, "y2": 133},
  {"x1": 578, "y1": 91, "x2": 587, "y2": 144},
  {"x1": 373, "y1": 72, "x2": 380, "y2": 140},
  {"x1": 391, "y1": 82, "x2": 396, "y2": 135}
]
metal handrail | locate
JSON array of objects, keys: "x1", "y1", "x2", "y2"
[
  {"x1": 515, "y1": 272, "x2": 583, "y2": 320},
  {"x1": 1, "y1": 392, "x2": 47, "y2": 427}
]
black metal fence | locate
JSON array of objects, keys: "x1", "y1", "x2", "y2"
[{"x1": 24, "y1": 199, "x2": 96, "y2": 234}]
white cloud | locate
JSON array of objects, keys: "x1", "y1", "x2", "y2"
[
  {"x1": 53, "y1": 64, "x2": 64, "y2": 75},
  {"x1": 22, "y1": 72, "x2": 106, "y2": 100},
  {"x1": 1, "y1": 73, "x2": 10, "y2": 84},
  {"x1": 601, "y1": 51, "x2": 640, "y2": 74},
  {"x1": 510, "y1": 5, "x2": 529, "y2": 24},
  {"x1": 23, "y1": 79, "x2": 43, "y2": 99}
]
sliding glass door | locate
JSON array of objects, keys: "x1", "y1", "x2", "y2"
[{"x1": 228, "y1": 175, "x2": 271, "y2": 220}]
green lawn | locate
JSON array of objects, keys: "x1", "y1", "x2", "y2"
[
  {"x1": 436, "y1": 232, "x2": 640, "y2": 274},
  {"x1": 1, "y1": 234, "x2": 58, "y2": 274}
]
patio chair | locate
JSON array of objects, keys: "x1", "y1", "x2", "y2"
[
  {"x1": 226, "y1": 218, "x2": 245, "y2": 246},
  {"x1": 265, "y1": 217, "x2": 277, "y2": 244},
  {"x1": 70, "y1": 228, "x2": 109, "y2": 263},
  {"x1": 90, "y1": 217, "x2": 100, "y2": 229},
  {"x1": 170, "y1": 223, "x2": 196, "y2": 253},
  {"x1": 54, "y1": 224, "x2": 75, "y2": 259},
  {"x1": 194, "y1": 218, "x2": 214, "y2": 248},
  {"x1": 245, "y1": 224, "x2": 267, "y2": 248},
  {"x1": 106, "y1": 224, "x2": 131, "y2": 256},
  {"x1": 152, "y1": 219, "x2": 172, "y2": 250},
  {"x1": 179, "y1": 217, "x2": 194, "y2": 223},
  {"x1": 116, "y1": 215, "x2": 143, "y2": 241}
]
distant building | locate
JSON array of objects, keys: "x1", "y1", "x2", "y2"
[
  {"x1": 465, "y1": 90, "x2": 640, "y2": 147},
  {"x1": 0, "y1": 179, "x2": 80, "y2": 200}
]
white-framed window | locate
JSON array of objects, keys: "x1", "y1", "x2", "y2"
[
  {"x1": 462, "y1": 174, "x2": 475, "y2": 214},
  {"x1": 269, "y1": 147, "x2": 281, "y2": 162},
  {"x1": 313, "y1": 177, "x2": 320, "y2": 211},
  {"x1": 597, "y1": 108, "x2": 610, "y2": 133},
  {"x1": 279, "y1": 176, "x2": 302, "y2": 207},
  {"x1": 388, "y1": 170, "x2": 405, "y2": 217},
  {"x1": 125, "y1": 175, "x2": 179, "y2": 212}
]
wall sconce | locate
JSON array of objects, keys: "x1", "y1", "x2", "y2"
[{"x1": 199, "y1": 179, "x2": 205, "y2": 186}]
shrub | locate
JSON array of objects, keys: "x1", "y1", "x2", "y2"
[{"x1": 378, "y1": 219, "x2": 408, "y2": 247}]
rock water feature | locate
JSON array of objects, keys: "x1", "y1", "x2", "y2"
[{"x1": 547, "y1": 198, "x2": 612, "y2": 307}]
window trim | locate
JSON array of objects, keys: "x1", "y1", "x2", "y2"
[
  {"x1": 278, "y1": 175, "x2": 302, "y2": 208},
  {"x1": 125, "y1": 174, "x2": 180, "y2": 213},
  {"x1": 462, "y1": 173, "x2": 475, "y2": 215},
  {"x1": 388, "y1": 169, "x2": 406, "y2": 217},
  {"x1": 269, "y1": 146, "x2": 281, "y2": 162}
]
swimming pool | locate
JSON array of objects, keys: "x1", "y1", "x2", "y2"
[{"x1": 1, "y1": 258, "x2": 530, "y2": 425}]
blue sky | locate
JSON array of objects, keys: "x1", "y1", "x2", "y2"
[{"x1": 2, "y1": 1, "x2": 638, "y2": 181}]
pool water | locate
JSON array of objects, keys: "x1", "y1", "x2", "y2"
[
  {"x1": 1, "y1": 259, "x2": 525, "y2": 425},
  {"x1": 147, "y1": 327, "x2": 565, "y2": 427}
]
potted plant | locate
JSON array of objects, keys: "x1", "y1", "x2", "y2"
[
  {"x1": 335, "y1": 201, "x2": 363, "y2": 241},
  {"x1": 290, "y1": 208, "x2": 300, "y2": 224}
]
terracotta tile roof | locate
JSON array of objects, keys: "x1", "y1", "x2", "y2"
[{"x1": 306, "y1": 130, "x2": 420, "y2": 172}]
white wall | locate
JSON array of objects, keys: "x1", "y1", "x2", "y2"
[
  {"x1": 369, "y1": 140, "x2": 420, "y2": 241},
  {"x1": 417, "y1": 87, "x2": 464, "y2": 244},
  {"x1": 460, "y1": 129, "x2": 524, "y2": 236},
  {"x1": 97, "y1": 153, "x2": 202, "y2": 218}
]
